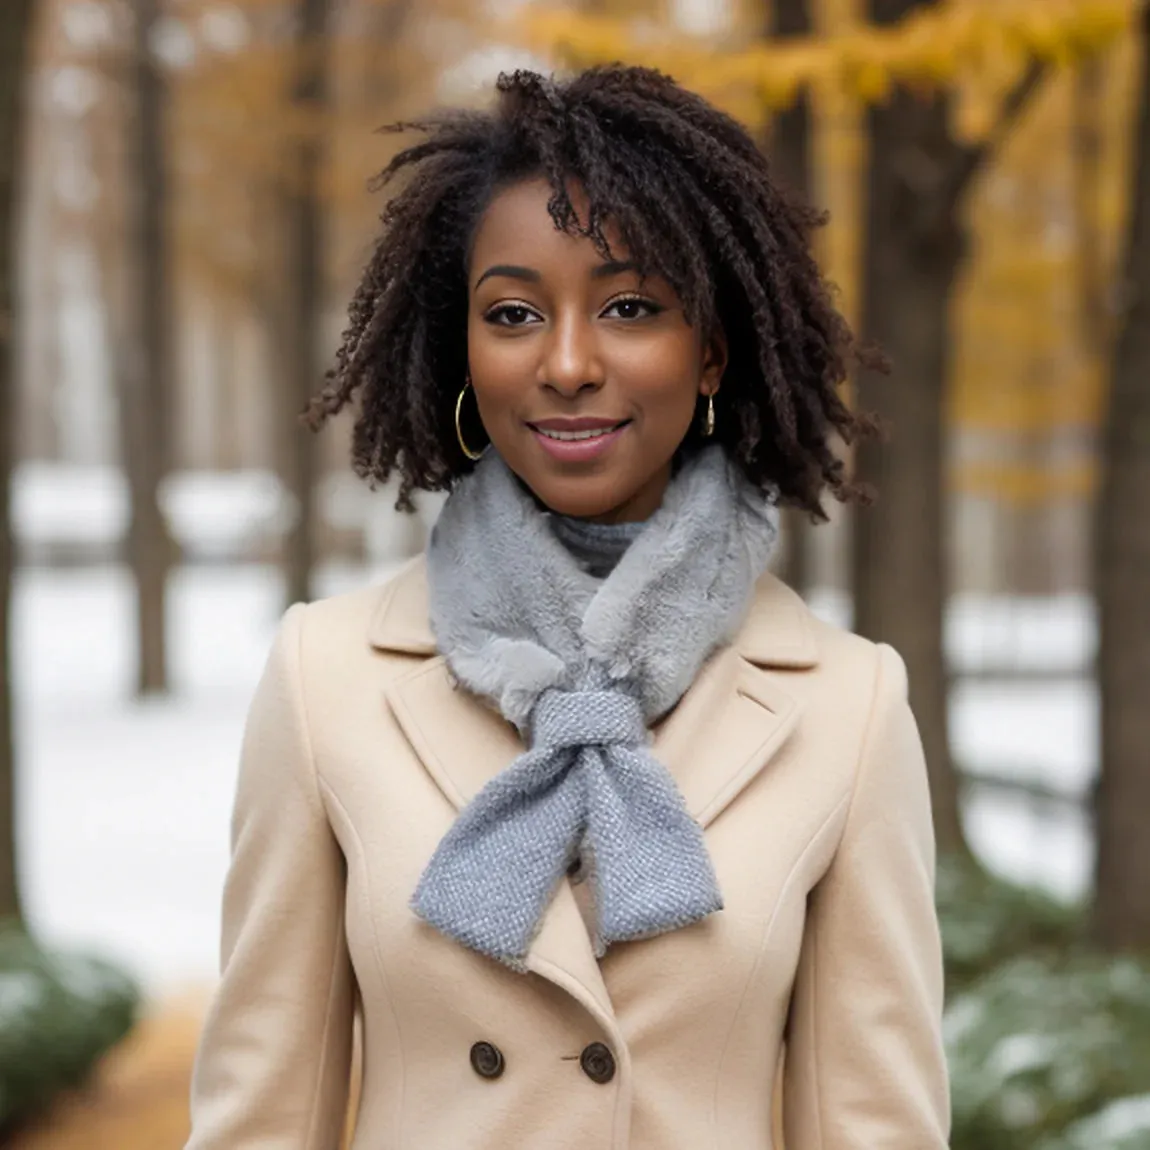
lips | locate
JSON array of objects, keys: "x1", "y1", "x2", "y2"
[
  {"x1": 534, "y1": 424, "x2": 626, "y2": 443},
  {"x1": 526, "y1": 417, "x2": 631, "y2": 462},
  {"x1": 528, "y1": 417, "x2": 630, "y2": 438}
]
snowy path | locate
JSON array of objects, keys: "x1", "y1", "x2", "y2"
[{"x1": 15, "y1": 565, "x2": 1095, "y2": 995}]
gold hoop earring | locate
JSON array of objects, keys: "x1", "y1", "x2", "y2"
[
  {"x1": 702, "y1": 393, "x2": 716, "y2": 438},
  {"x1": 455, "y1": 381, "x2": 485, "y2": 461}
]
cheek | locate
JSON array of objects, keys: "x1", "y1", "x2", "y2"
[
  {"x1": 467, "y1": 322, "x2": 529, "y2": 415},
  {"x1": 620, "y1": 340, "x2": 704, "y2": 419},
  {"x1": 471, "y1": 375, "x2": 527, "y2": 427}
]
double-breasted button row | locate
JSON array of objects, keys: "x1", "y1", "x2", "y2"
[{"x1": 469, "y1": 1041, "x2": 616, "y2": 1084}]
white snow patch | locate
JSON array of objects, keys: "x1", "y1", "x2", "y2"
[
  {"x1": 990, "y1": 1032, "x2": 1060, "y2": 1078},
  {"x1": 0, "y1": 969, "x2": 45, "y2": 1020},
  {"x1": 15, "y1": 561, "x2": 386, "y2": 995},
  {"x1": 1064, "y1": 1094, "x2": 1150, "y2": 1143}
]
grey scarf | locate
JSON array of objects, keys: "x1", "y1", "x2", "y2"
[{"x1": 411, "y1": 446, "x2": 779, "y2": 966}]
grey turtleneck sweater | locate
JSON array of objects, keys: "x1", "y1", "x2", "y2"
[{"x1": 549, "y1": 514, "x2": 648, "y2": 579}]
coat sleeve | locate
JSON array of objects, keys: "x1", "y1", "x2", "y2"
[
  {"x1": 782, "y1": 643, "x2": 951, "y2": 1148},
  {"x1": 186, "y1": 604, "x2": 355, "y2": 1150}
]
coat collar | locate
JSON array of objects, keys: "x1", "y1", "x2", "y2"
[
  {"x1": 370, "y1": 555, "x2": 812, "y2": 1033},
  {"x1": 366, "y1": 554, "x2": 820, "y2": 670}
]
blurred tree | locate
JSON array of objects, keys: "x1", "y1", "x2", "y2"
[
  {"x1": 1074, "y1": 56, "x2": 1108, "y2": 358},
  {"x1": 769, "y1": 0, "x2": 817, "y2": 598},
  {"x1": 122, "y1": 0, "x2": 175, "y2": 695},
  {"x1": 360, "y1": 0, "x2": 417, "y2": 106},
  {"x1": 853, "y1": 0, "x2": 1047, "y2": 858},
  {"x1": 0, "y1": 0, "x2": 34, "y2": 924},
  {"x1": 768, "y1": 0, "x2": 812, "y2": 198},
  {"x1": 1093, "y1": 0, "x2": 1150, "y2": 953},
  {"x1": 280, "y1": 0, "x2": 333, "y2": 608}
]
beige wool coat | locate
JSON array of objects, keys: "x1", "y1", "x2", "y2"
[{"x1": 186, "y1": 557, "x2": 951, "y2": 1150}]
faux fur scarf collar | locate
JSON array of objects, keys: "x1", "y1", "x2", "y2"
[{"x1": 411, "y1": 446, "x2": 779, "y2": 965}]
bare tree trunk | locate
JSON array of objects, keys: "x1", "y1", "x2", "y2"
[
  {"x1": 855, "y1": 82, "x2": 966, "y2": 855},
  {"x1": 1073, "y1": 57, "x2": 1107, "y2": 358},
  {"x1": 0, "y1": 0, "x2": 34, "y2": 924},
  {"x1": 769, "y1": 0, "x2": 816, "y2": 598},
  {"x1": 281, "y1": 0, "x2": 331, "y2": 608},
  {"x1": 854, "y1": 0, "x2": 1046, "y2": 857},
  {"x1": 362, "y1": 0, "x2": 415, "y2": 106},
  {"x1": 122, "y1": 0, "x2": 173, "y2": 695},
  {"x1": 1093, "y1": 3, "x2": 1150, "y2": 952},
  {"x1": 769, "y1": 0, "x2": 812, "y2": 197},
  {"x1": 211, "y1": 298, "x2": 241, "y2": 470}
]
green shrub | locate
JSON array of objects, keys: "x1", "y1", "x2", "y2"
[
  {"x1": 936, "y1": 852, "x2": 1086, "y2": 995},
  {"x1": 946, "y1": 953, "x2": 1150, "y2": 1150},
  {"x1": 0, "y1": 921, "x2": 139, "y2": 1132}
]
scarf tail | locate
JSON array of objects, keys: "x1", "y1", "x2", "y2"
[
  {"x1": 583, "y1": 746, "x2": 724, "y2": 946},
  {"x1": 411, "y1": 748, "x2": 583, "y2": 962}
]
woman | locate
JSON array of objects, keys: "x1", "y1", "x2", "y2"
[{"x1": 186, "y1": 66, "x2": 950, "y2": 1149}]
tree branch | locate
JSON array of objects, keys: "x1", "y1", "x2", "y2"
[
  {"x1": 949, "y1": 56, "x2": 1047, "y2": 204},
  {"x1": 770, "y1": 0, "x2": 812, "y2": 38}
]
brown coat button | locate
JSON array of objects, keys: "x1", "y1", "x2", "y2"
[
  {"x1": 580, "y1": 1042, "x2": 616, "y2": 1084},
  {"x1": 470, "y1": 1041, "x2": 505, "y2": 1079}
]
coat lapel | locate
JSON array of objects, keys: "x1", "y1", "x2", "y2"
[
  {"x1": 371, "y1": 557, "x2": 816, "y2": 1018},
  {"x1": 382, "y1": 647, "x2": 618, "y2": 1023},
  {"x1": 651, "y1": 645, "x2": 803, "y2": 829}
]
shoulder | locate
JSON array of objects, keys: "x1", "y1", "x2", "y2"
[
  {"x1": 742, "y1": 573, "x2": 910, "y2": 734},
  {"x1": 291, "y1": 578, "x2": 388, "y2": 652},
  {"x1": 271, "y1": 562, "x2": 434, "y2": 768},
  {"x1": 742, "y1": 572, "x2": 891, "y2": 677},
  {"x1": 290, "y1": 557, "x2": 434, "y2": 668}
]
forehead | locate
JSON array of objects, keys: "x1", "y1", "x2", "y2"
[{"x1": 469, "y1": 177, "x2": 629, "y2": 280}]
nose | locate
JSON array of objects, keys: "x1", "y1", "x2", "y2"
[{"x1": 539, "y1": 310, "x2": 604, "y2": 398}]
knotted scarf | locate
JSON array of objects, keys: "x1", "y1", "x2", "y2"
[{"x1": 411, "y1": 446, "x2": 779, "y2": 966}]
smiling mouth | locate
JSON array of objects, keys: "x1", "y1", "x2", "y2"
[{"x1": 533, "y1": 422, "x2": 629, "y2": 442}]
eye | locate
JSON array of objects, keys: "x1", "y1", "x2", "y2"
[
  {"x1": 602, "y1": 295, "x2": 662, "y2": 321},
  {"x1": 484, "y1": 303, "x2": 542, "y2": 327}
]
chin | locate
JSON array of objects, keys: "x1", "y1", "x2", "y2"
[{"x1": 523, "y1": 471, "x2": 627, "y2": 520}]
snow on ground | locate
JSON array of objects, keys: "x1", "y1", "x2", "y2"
[
  {"x1": 14, "y1": 562, "x2": 387, "y2": 996},
  {"x1": 16, "y1": 564, "x2": 1096, "y2": 997}
]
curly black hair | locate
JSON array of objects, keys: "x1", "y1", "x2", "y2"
[{"x1": 307, "y1": 65, "x2": 881, "y2": 517}]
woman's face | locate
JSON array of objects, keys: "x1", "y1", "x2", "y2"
[{"x1": 466, "y1": 178, "x2": 725, "y2": 523}]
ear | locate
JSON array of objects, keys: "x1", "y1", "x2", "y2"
[{"x1": 699, "y1": 323, "x2": 728, "y2": 397}]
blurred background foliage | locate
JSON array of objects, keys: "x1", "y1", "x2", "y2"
[
  {"x1": 1, "y1": 0, "x2": 1149, "y2": 1145},
  {"x1": 0, "y1": 924, "x2": 139, "y2": 1136}
]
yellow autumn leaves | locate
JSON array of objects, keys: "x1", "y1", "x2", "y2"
[{"x1": 516, "y1": 0, "x2": 1136, "y2": 118}]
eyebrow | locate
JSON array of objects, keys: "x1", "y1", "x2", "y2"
[
  {"x1": 592, "y1": 259, "x2": 639, "y2": 280},
  {"x1": 473, "y1": 259, "x2": 641, "y2": 290},
  {"x1": 474, "y1": 264, "x2": 540, "y2": 289}
]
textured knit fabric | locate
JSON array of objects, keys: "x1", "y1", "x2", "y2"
[
  {"x1": 551, "y1": 514, "x2": 645, "y2": 920},
  {"x1": 550, "y1": 514, "x2": 647, "y2": 578},
  {"x1": 411, "y1": 446, "x2": 780, "y2": 965}
]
